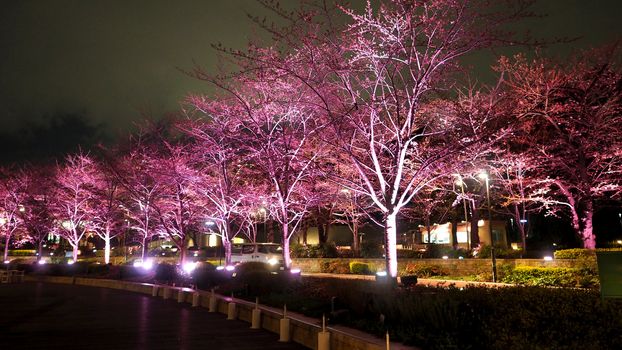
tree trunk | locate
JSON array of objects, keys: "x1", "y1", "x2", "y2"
[
  {"x1": 351, "y1": 221, "x2": 360, "y2": 257},
  {"x1": 384, "y1": 212, "x2": 398, "y2": 278},
  {"x1": 581, "y1": 201, "x2": 596, "y2": 249},
  {"x1": 179, "y1": 242, "x2": 187, "y2": 265},
  {"x1": 141, "y1": 237, "x2": 147, "y2": 261},
  {"x1": 72, "y1": 244, "x2": 79, "y2": 262},
  {"x1": 37, "y1": 240, "x2": 44, "y2": 261},
  {"x1": 223, "y1": 238, "x2": 232, "y2": 265},
  {"x1": 451, "y1": 209, "x2": 459, "y2": 250},
  {"x1": 104, "y1": 237, "x2": 111, "y2": 264},
  {"x1": 3, "y1": 234, "x2": 10, "y2": 262},
  {"x1": 282, "y1": 222, "x2": 291, "y2": 269}
]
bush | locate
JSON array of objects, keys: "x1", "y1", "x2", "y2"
[
  {"x1": 403, "y1": 263, "x2": 448, "y2": 278},
  {"x1": 192, "y1": 263, "x2": 228, "y2": 290},
  {"x1": 8, "y1": 249, "x2": 36, "y2": 256},
  {"x1": 349, "y1": 262, "x2": 373, "y2": 275},
  {"x1": 154, "y1": 263, "x2": 176, "y2": 282},
  {"x1": 501, "y1": 266, "x2": 598, "y2": 288},
  {"x1": 478, "y1": 244, "x2": 522, "y2": 259},
  {"x1": 320, "y1": 260, "x2": 351, "y2": 274},
  {"x1": 361, "y1": 239, "x2": 384, "y2": 258},
  {"x1": 554, "y1": 248, "x2": 622, "y2": 259}
]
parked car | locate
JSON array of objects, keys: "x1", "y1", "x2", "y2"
[{"x1": 230, "y1": 243, "x2": 283, "y2": 266}]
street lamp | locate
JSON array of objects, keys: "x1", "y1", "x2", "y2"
[
  {"x1": 454, "y1": 176, "x2": 470, "y2": 249},
  {"x1": 479, "y1": 171, "x2": 497, "y2": 283}
]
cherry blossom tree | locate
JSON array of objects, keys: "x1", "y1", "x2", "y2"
[
  {"x1": 19, "y1": 167, "x2": 56, "y2": 261},
  {"x1": 113, "y1": 145, "x2": 164, "y2": 261},
  {"x1": 188, "y1": 74, "x2": 325, "y2": 269},
  {"x1": 51, "y1": 153, "x2": 98, "y2": 261},
  {"x1": 178, "y1": 114, "x2": 259, "y2": 265},
  {"x1": 89, "y1": 161, "x2": 126, "y2": 264},
  {"x1": 0, "y1": 168, "x2": 28, "y2": 262},
  {"x1": 226, "y1": 0, "x2": 539, "y2": 278},
  {"x1": 148, "y1": 143, "x2": 204, "y2": 264},
  {"x1": 500, "y1": 48, "x2": 622, "y2": 248}
]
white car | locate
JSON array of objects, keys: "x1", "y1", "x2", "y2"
[{"x1": 230, "y1": 243, "x2": 283, "y2": 266}]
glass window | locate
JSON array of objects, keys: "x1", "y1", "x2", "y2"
[{"x1": 241, "y1": 245, "x2": 256, "y2": 254}]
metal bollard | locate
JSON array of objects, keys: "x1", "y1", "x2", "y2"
[
  {"x1": 279, "y1": 305, "x2": 290, "y2": 342},
  {"x1": 318, "y1": 315, "x2": 330, "y2": 350},
  {"x1": 162, "y1": 287, "x2": 172, "y2": 300},
  {"x1": 208, "y1": 290, "x2": 217, "y2": 312},
  {"x1": 192, "y1": 292, "x2": 200, "y2": 307},
  {"x1": 151, "y1": 285, "x2": 159, "y2": 297},
  {"x1": 177, "y1": 290, "x2": 185, "y2": 303},
  {"x1": 227, "y1": 301, "x2": 237, "y2": 320}
]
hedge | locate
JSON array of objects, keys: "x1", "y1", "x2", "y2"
[
  {"x1": 501, "y1": 266, "x2": 598, "y2": 288},
  {"x1": 554, "y1": 248, "x2": 622, "y2": 259}
]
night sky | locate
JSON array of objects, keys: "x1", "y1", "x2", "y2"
[{"x1": 1, "y1": 0, "x2": 621, "y2": 161}]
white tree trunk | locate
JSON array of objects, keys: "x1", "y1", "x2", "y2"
[
  {"x1": 384, "y1": 212, "x2": 398, "y2": 278},
  {"x1": 72, "y1": 244, "x2": 79, "y2": 262},
  {"x1": 104, "y1": 237, "x2": 111, "y2": 264},
  {"x1": 3, "y1": 234, "x2": 10, "y2": 262}
]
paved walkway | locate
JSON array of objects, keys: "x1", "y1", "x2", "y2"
[{"x1": 0, "y1": 282, "x2": 308, "y2": 350}]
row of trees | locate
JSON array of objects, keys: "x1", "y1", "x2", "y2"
[{"x1": 1, "y1": 1, "x2": 620, "y2": 278}]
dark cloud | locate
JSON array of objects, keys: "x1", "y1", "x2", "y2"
[{"x1": 0, "y1": 0, "x2": 620, "y2": 149}]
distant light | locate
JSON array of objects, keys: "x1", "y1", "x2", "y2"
[
  {"x1": 376, "y1": 271, "x2": 387, "y2": 277},
  {"x1": 216, "y1": 266, "x2": 225, "y2": 271},
  {"x1": 458, "y1": 256, "x2": 464, "y2": 260},
  {"x1": 268, "y1": 258, "x2": 279, "y2": 266},
  {"x1": 225, "y1": 265, "x2": 235, "y2": 272},
  {"x1": 442, "y1": 256, "x2": 449, "y2": 260},
  {"x1": 171, "y1": 247, "x2": 178, "y2": 252},
  {"x1": 3, "y1": 260, "x2": 9, "y2": 264},
  {"x1": 478, "y1": 172, "x2": 488, "y2": 180},
  {"x1": 552, "y1": 243, "x2": 557, "y2": 246},
  {"x1": 205, "y1": 220, "x2": 215, "y2": 226},
  {"x1": 67, "y1": 259, "x2": 75, "y2": 265},
  {"x1": 519, "y1": 219, "x2": 528, "y2": 223},
  {"x1": 50, "y1": 252, "x2": 54, "y2": 256},
  {"x1": 617, "y1": 240, "x2": 622, "y2": 245},
  {"x1": 340, "y1": 188, "x2": 350, "y2": 193},
  {"x1": 38, "y1": 260, "x2": 46, "y2": 265},
  {"x1": 193, "y1": 252, "x2": 198, "y2": 257},
  {"x1": 290, "y1": 268, "x2": 301, "y2": 274},
  {"x1": 143, "y1": 260, "x2": 154, "y2": 270},
  {"x1": 543, "y1": 256, "x2": 553, "y2": 261},
  {"x1": 93, "y1": 249, "x2": 97, "y2": 252},
  {"x1": 182, "y1": 262, "x2": 197, "y2": 274}
]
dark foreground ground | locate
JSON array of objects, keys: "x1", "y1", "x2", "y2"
[{"x1": 0, "y1": 282, "x2": 308, "y2": 350}]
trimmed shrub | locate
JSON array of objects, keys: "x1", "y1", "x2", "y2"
[
  {"x1": 501, "y1": 266, "x2": 598, "y2": 288},
  {"x1": 8, "y1": 249, "x2": 36, "y2": 256},
  {"x1": 403, "y1": 263, "x2": 448, "y2": 278},
  {"x1": 320, "y1": 260, "x2": 351, "y2": 274},
  {"x1": 554, "y1": 248, "x2": 622, "y2": 259},
  {"x1": 478, "y1": 244, "x2": 522, "y2": 259},
  {"x1": 349, "y1": 262, "x2": 373, "y2": 275},
  {"x1": 154, "y1": 263, "x2": 176, "y2": 282}
]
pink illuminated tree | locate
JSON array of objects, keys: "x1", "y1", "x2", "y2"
[
  {"x1": 0, "y1": 168, "x2": 28, "y2": 262},
  {"x1": 89, "y1": 161, "x2": 126, "y2": 264},
  {"x1": 19, "y1": 167, "x2": 56, "y2": 261},
  {"x1": 178, "y1": 114, "x2": 260, "y2": 265},
  {"x1": 500, "y1": 49, "x2": 622, "y2": 248},
  {"x1": 148, "y1": 143, "x2": 204, "y2": 264},
  {"x1": 51, "y1": 153, "x2": 98, "y2": 261},
  {"x1": 113, "y1": 145, "x2": 164, "y2": 261},
  {"x1": 225, "y1": 0, "x2": 538, "y2": 278}
]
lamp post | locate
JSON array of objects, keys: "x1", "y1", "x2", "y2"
[
  {"x1": 454, "y1": 176, "x2": 470, "y2": 249},
  {"x1": 479, "y1": 171, "x2": 497, "y2": 283}
]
